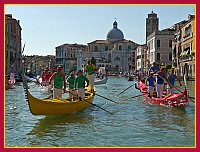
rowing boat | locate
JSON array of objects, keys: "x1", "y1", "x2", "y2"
[
  {"x1": 95, "y1": 67, "x2": 108, "y2": 85},
  {"x1": 135, "y1": 80, "x2": 189, "y2": 108},
  {"x1": 94, "y1": 75, "x2": 108, "y2": 85},
  {"x1": 23, "y1": 85, "x2": 96, "y2": 115},
  {"x1": 5, "y1": 81, "x2": 14, "y2": 90}
]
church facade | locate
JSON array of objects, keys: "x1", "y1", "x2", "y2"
[{"x1": 77, "y1": 21, "x2": 139, "y2": 73}]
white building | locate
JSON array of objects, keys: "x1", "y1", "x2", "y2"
[
  {"x1": 146, "y1": 28, "x2": 175, "y2": 68},
  {"x1": 136, "y1": 44, "x2": 147, "y2": 71}
]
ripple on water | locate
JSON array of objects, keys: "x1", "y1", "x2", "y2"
[{"x1": 5, "y1": 78, "x2": 195, "y2": 147}]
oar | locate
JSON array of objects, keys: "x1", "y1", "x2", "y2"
[
  {"x1": 116, "y1": 83, "x2": 135, "y2": 96},
  {"x1": 95, "y1": 93, "x2": 119, "y2": 104},
  {"x1": 66, "y1": 90, "x2": 113, "y2": 114},
  {"x1": 116, "y1": 94, "x2": 143, "y2": 103}
]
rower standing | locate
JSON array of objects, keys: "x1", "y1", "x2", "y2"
[
  {"x1": 167, "y1": 68, "x2": 182, "y2": 94},
  {"x1": 75, "y1": 70, "x2": 89, "y2": 101},
  {"x1": 155, "y1": 68, "x2": 171, "y2": 98},
  {"x1": 67, "y1": 72, "x2": 77, "y2": 101},
  {"x1": 49, "y1": 66, "x2": 66, "y2": 99},
  {"x1": 145, "y1": 72, "x2": 156, "y2": 98}
]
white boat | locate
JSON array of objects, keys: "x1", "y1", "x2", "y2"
[
  {"x1": 94, "y1": 67, "x2": 108, "y2": 85},
  {"x1": 94, "y1": 75, "x2": 108, "y2": 85},
  {"x1": 24, "y1": 74, "x2": 38, "y2": 83}
]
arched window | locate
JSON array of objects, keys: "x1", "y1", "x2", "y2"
[{"x1": 119, "y1": 45, "x2": 122, "y2": 50}]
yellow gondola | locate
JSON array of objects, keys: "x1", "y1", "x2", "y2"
[{"x1": 25, "y1": 86, "x2": 95, "y2": 115}]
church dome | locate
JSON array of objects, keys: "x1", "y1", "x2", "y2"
[{"x1": 106, "y1": 21, "x2": 124, "y2": 42}]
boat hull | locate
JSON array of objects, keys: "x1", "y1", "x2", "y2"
[
  {"x1": 136, "y1": 81, "x2": 189, "y2": 108},
  {"x1": 26, "y1": 88, "x2": 95, "y2": 115},
  {"x1": 5, "y1": 83, "x2": 14, "y2": 90},
  {"x1": 94, "y1": 76, "x2": 108, "y2": 85}
]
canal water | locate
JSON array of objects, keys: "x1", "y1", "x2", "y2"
[{"x1": 5, "y1": 77, "x2": 195, "y2": 147}]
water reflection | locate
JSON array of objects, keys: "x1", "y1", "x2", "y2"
[{"x1": 27, "y1": 112, "x2": 93, "y2": 145}]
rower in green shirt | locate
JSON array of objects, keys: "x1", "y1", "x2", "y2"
[
  {"x1": 49, "y1": 66, "x2": 66, "y2": 99},
  {"x1": 67, "y1": 72, "x2": 77, "y2": 101},
  {"x1": 75, "y1": 70, "x2": 89, "y2": 101}
]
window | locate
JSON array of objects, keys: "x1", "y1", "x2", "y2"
[
  {"x1": 169, "y1": 39, "x2": 172, "y2": 47},
  {"x1": 119, "y1": 45, "x2": 122, "y2": 50},
  {"x1": 169, "y1": 53, "x2": 172, "y2": 61},
  {"x1": 94, "y1": 46, "x2": 98, "y2": 52},
  {"x1": 157, "y1": 53, "x2": 160, "y2": 61},
  {"x1": 115, "y1": 56, "x2": 120, "y2": 61},
  {"x1": 157, "y1": 40, "x2": 160, "y2": 48},
  {"x1": 128, "y1": 45, "x2": 131, "y2": 50},
  {"x1": 105, "y1": 46, "x2": 108, "y2": 51}
]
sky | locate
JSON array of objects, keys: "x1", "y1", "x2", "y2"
[{"x1": 5, "y1": 4, "x2": 195, "y2": 56}]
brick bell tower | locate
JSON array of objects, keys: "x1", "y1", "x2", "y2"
[{"x1": 146, "y1": 11, "x2": 159, "y2": 42}]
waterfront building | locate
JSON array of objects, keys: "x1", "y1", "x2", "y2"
[
  {"x1": 55, "y1": 43, "x2": 87, "y2": 74},
  {"x1": 179, "y1": 15, "x2": 195, "y2": 79},
  {"x1": 23, "y1": 55, "x2": 55, "y2": 75},
  {"x1": 146, "y1": 11, "x2": 175, "y2": 70},
  {"x1": 5, "y1": 14, "x2": 22, "y2": 75},
  {"x1": 172, "y1": 20, "x2": 188, "y2": 77},
  {"x1": 136, "y1": 44, "x2": 147, "y2": 73},
  {"x1": 146, "y1": 28, "x2": 175, "y2": 69}
]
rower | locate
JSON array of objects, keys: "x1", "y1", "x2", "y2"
[
  {"x1": 167, "y1": 68, "x2": 182, "y2": 94},
  {"x1": 145, "y1": 72, "x2": 156, "y2": 98},
  {"x1": 154, "y1": 68, "x2": 172, "y2": 98}
]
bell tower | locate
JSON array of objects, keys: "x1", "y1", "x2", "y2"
[{"x1": 146, "y1": 11, "x2": 159, "y2": 42}]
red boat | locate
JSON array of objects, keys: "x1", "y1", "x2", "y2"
[
  {"x1": 5, "y1": 80, "x2": 14, "y2": 90},
  {"x1": 135, "y1": 80, "x2": 189, "y2": 108}
]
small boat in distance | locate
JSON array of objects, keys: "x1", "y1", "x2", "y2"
[{"x1": 95, "y1": 67, "x2": 108, "y2": 85}]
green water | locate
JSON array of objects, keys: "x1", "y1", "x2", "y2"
[{"x1": 5, "y1": 77, "x2": 195, "y2": 147}]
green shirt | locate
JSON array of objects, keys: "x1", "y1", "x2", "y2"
[
  {"x1": 67, "y1": 77, "x2": 75, "y2": 89},
  {"x1": 85, "y1": 64, "x2": 96, "y2": 75},
  {"x1": 54, "y1": 73, "x2": 64, "y2": 89},
  {"x1": 75, "y1": 75, "x2": 89, "y2": 88}
]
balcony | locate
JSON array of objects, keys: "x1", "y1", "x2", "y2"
[
  {"x1": 178, "y1": 54, "x2": 194, "y2": 62},
  {"x1": 182, "y1": 33, "x2": 193, "y2": 41}
]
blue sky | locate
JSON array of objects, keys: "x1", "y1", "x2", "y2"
[{"x1": 5, "y1": 4, "x2": 195, "y2": 55}]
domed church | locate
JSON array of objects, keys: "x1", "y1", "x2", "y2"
[
  {"x1": 77, "y1": 20, "x2": 139, "y2": 72},
  {"x1": 107, "y1": 21, "x2": 124, "y2": 42},
  {"x1": 86, "y1": 20, "x2": 138, "y2": 71}
]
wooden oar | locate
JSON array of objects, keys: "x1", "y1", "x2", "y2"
[
  {"x1": 66, "y1": 90, "x2": 113, "y2": 114},
  {"x1": 116, "y1": 83, "x2": 135, "y2": 96},
  {"x1": 116, "y1": 94, "x2": 143, "y2": 103},
  {"x1": 95, "y1": 93, "x2": 119, "y2": 104}
]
